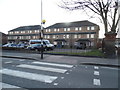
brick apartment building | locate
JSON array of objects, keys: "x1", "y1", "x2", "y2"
[
  {"x1": 8, "y1": 20, "x2": 100, "y2": 48},
  {"x1": 8, "y1": 25, "x2": 41, "y2": 44},
  {"x1": 0, "y1": 32, "x2": 7, "y2": 45}
]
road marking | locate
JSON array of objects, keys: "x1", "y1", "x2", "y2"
[
  {"x1": 0, "y1": 68, "x2": 57, "y2": 83},
  {"x1": 94, "y1": 66, "x2": 99, "y2": 69},
  {"x1": 4, "y1": 61, "x2": 12, "y2": 64},
  {"x1": 17, "y1": 64, "x2": 67, "y2": 73},
  {"x1": 0, "y1": 82, "x2": 20, "y2": 88},
  {"x1": 53, "y1": 83, "x2": 58, "y2": 85},
  {"x1": 101, "y1": 67, "x2": 119, "y2": 70},
  {"x1": 32, "y1": 61, "x2": 73, "y2": 68},
  {"x1": 93, "y1": 79, "x2": 101, "y2": 86},
  {"x1": 94, "y1": 71, "x2": 100, "y2": 75}
]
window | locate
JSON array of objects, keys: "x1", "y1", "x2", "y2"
[
  {"x1": 64, "y1": 28, "x2": 67, "y2": 31},
  {"x1": 78, "y1": 35, "x2": 81, "y2": 38},
  {"x1": 57, "y1": 29, "x2": 60, "y2": 32},
  {"x1": 54, "y1": 29, "x2": 57, "y2": 32},
  {"x1": 79, "y1": 27, "x2": 82, "y2": 30},
  {"x1": 63, "y1": 35, "x2": 65, "y2": 38},
  {"x1": 15, "y1": 31, "x2": 19, "y2": 34},
  {"x1": 91, "y1": 26, "x2": 95, "y2": 30},
  {"x1": 67, "y1": 28, "x2": 70, "y2": 31},
  {"x1": 75, "y1": 27, "x2": 78, "y2": 31},
  {"x1": 47, "y1": 35, "x2": 50, "y2": 39},
  {"x1": 46, "y1": 29, "x2": 48, "y2": 32},
  {"x1": 49, "y1": 29, "x2": 51, "y2": 32},
  {"x1": 66, "y1": 34, "x2": 69, "y2": 38},
  {"x1": 87, "y1": 27, "x2": 90, "y2": 30},
  {"x1": 44, "y1": 35, "x2": 46, "y2": 39},
  {"x1": 91, "y1": 34, "x2": 94, "y2": 38},
  {"x1": 74, "y1": 35, "x2": 77, "y2": 38},
  {"x1": 53, "y1": 35, "x2": 56, "y2": 38},
  {"x1": 30, "y1": 31, "x2": 32, "y2": 33},
  {"x1": 87, "y1": 34, "x2": 90, "y2": 38}
]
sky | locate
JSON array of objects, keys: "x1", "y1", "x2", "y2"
[{"x1": 0, "y1": 0, "x2": 117, "y2": 38}]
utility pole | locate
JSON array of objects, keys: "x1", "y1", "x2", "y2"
[{"x1": 40, "y1": 0, "x2": 43, "y2": 59}]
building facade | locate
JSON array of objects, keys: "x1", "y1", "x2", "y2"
[
  {"x1": 8, "y1": 25, "x2": 41, "y2": 44},
  {"x1": 8, "y1": 20, "x2": 100, "y2": 48},
  {"x1": 0, "y1": 32, "x2": 7, "y2": 45},
  {"x1": 44, "y1": 20, "x2": 99, "y2": 48}
]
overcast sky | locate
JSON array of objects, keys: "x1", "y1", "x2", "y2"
[{"x1": 0, "y1": 0, "x2": 113, "y2": 38}]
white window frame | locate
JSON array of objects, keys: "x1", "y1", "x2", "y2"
[
  {"x1": 57, "y1": 29, "x2": 60, "y2": 32},
  {"x1": 91, "y1": 26, "x2": 95, "y2": 30},
  {"x1": 87, "y1": 34, "x2": 90, "y2": 38},
  {"x1": 67, "y1": 28, "x2": 70, "y2": 31},
  {"x1": 87, "y1": 27, "x2": 90, "y2": 30},
  {"x1": 49, "y1": 29, "x2": 51, "y2": 32},
  {"x1": 54, "y1": 29, "x2": 57, "y2": 32},
  {"x1": 91, "y1": 34, "x2": 94, "y2": 38},
  {"x1": 75, "y1": 27, "x2": 78, "y2": 31},
  {"x1": 74, "y1": 34, "x2": 77, "y2": 38},
  {"x1": 66, "y1": 34, "x2": 69, "y2": 38},
  {"x1": 64, "y1": 28, "x2": 67, "y2": 31},
  {"x1": 79, "y1": 27, "x2": 82, "y2": 30}
]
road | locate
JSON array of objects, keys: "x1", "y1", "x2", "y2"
[{"x1": 0, "y1": 57, "x2": 119, "y2": 89}]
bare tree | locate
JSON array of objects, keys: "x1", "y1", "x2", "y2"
[
  {"x1": 59, "y1": 0, "x2": 120, "y2": 58},
  {"x1": 60, "y1": 0, "x2": 120, "y2": 34}
]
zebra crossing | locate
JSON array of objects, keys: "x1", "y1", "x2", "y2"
[{"x1": 1, "y1": 61, "x2": 73, "y2": 88}]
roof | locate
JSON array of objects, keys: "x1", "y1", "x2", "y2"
[
  {"x1": 9, "y1": 25, "x2": 41, "y2": 32},
  {"x1": 45, "y1": 20, "x2": 99, "y2": 29}
]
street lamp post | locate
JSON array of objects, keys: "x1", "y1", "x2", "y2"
[{"x1": 40, "y1": 0, "x2": 46, "y2": 59}]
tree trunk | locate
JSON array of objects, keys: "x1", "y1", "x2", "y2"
[{"x1": 103, "y1": 32, "x2": 117, "y2": 58}]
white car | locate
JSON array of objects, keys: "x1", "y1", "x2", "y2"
[{"x1": 3, "y1": 43, "x2": 17, "y2": 47}]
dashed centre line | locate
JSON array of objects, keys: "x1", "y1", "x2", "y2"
[
  {"x1": 94, "y1": 71, "x2": 100, "y2": 75},
  {"x1": 93, "y1": 79, "x2": 101, "y2": 86}
]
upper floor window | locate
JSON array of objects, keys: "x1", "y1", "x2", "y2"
[
  {"x1": 79, "y1": 27, "x2": 82, "y2": 30},
  {"x1": 57, "y1": 29, "x2": 60, "y2": 32},
  {"x1": 30, "y1": 31, "x2": 32, "y2": 33},
  {"x1": 49, "y1": 29, "x2": 51, "y2": 32},
  {"x1": 15, "y1": 31, "x2": 19, "y2": 34},
  {"x1": 54, "y1": 29, "x2": 57, "y2": 32},
  {"x1": 67, "y1": 28, "x2": 70, "y2": 31},
  {"x1": 87, "y1": 27, "x2": 90, "y2": 30},
  {"x1": 75, "y1": 27, "x2": 78, "y2": 31},
  {"x1": 46, "y1": 29, "x2": 48, "y2": 32},
  {"x1": 63, "y1": 35, "x2": 66, "y2": 39},
  {"x1": 9, "y1": 32, "x2": 13, "y2": 34},
  {"x1": 64, "y1": 28, "x2": 67, "y2": 31},
  {"x1": 91, "y1": 26, "x2": 95, "y2": 30}
]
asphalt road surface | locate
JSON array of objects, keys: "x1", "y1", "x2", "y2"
[{"x1": 0, "y1": 57, "x2": 119, "y2": 89}]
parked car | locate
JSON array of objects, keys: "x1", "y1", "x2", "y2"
[
  {"x1": 17, "y1": 43, "x2": 28, "y2": 48},
  {"x1": 3, "y1": 43, "x2": 17, "y2": 47},
  {"x1": 27, "y1": 44, "x2": 45, "y2": 51},
  {"x1": 28, "y1": 39, "x2": 54, "y2": 51}
]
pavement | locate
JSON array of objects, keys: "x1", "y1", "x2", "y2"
[{"x1": 1, "y1": 50, "x2": 120, "y2": 67}]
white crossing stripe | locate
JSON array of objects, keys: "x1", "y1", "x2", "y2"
[
  {"x1": 94, "y1": 71, "x2": 100, "y2": 75},
  {"x1": 93, "y1": 79, "x2": 101, "y2": 86},
  {"x1": 32, "y1": 61, "x2": 73, "y2": 68},
  {"x1": 17, "y1": 64, "x2": 67, "y2": 73},
  {"x1": 0, "y1": 82, "x2": 20, "y2": 88},
  {"x1": 94, "y1": 66, "x2": 99, "y2": 69},
  {"x1": 0, "y1": 68, "x2": 57, "y2": 83}
]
